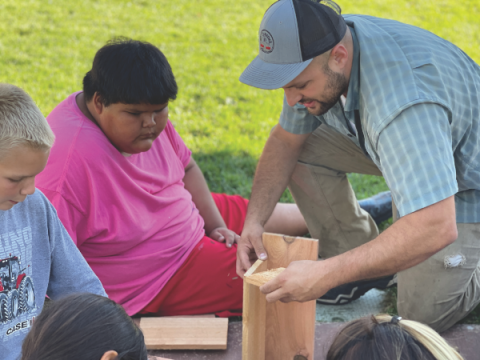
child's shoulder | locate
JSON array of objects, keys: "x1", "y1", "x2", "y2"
[
  {"x1": 0, "y1": 190, "x2": 55, "y2": 247},
  {"x1": 160, "y1": 119, "x2": 188, "y2": 149}
]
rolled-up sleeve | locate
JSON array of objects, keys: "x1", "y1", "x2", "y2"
[
  {"x1": 377, "y1": 103, "x2": 458, "y2": 217},
  {"x1": 279, "y1": 95, "x2": 322, "y2": 134}
]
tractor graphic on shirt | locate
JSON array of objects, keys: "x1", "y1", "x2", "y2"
[{"x1": 0, "y1": 256, "x2": 35, "y2": 323}]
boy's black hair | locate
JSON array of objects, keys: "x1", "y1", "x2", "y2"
[
  {"x1": 83, "y1": 37, "x2": 177, "y2": 106},
  {"x1": 21, "y1": 293, "x2": 147, "y2": 360}
]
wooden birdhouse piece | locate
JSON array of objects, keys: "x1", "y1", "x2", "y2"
[{"x1": 242, "y1": 233, "x2": 318, "y2": 360}]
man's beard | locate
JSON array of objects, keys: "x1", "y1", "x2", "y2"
[{"x1": 302, "y1": 64, "x2": 349, "y2": 116}]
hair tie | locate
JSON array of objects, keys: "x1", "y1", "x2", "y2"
[{"x1": 391, "y1": 315, "x2": 402, "y2": 324}]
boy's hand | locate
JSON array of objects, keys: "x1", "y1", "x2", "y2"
[{"x1": 209, "y1": 227, "x2": 240, "y2": 248}]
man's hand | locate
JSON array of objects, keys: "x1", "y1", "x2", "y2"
[
  {"x1": 237, "y1": 222, "x2": 268, "y2": 277},
  {"x1": 260, "y1": 260, "x2": 328, "y2": 303},
  {"x1": 209, "y1": 227, "x2": 240, "y2": 248}
]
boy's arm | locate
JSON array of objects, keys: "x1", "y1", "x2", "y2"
[
  {"x1": 45, "y1": 200, "x2": 106, "y2": 299},
  {"x1": 183, "y1": 157, "x2": 239, "y2": 247}
]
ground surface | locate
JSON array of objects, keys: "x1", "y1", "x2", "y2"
[
  {"x1": 148, "y1": 322, "x2": 480, "y2": 360},
  {"x1": 2, "y1": 0, "x2": 480, "y2": 324}
]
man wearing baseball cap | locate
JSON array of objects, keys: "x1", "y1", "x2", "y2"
[{"x1": 238, "y1": 0, "x2": 480, "y2": 332}]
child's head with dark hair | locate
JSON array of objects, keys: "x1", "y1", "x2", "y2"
[
  {"x1": 327, "y1": 314, "x2": 463, "y2": 360},
  {"x1": 79, "y1": 38, "x2": 178, "y2": 155},
  {"x1": 83, "y1": 37, "x2": 177, "y2": 106},
  {"x1": 21, "y1": 293, "x2": 147, "y2": 360}
]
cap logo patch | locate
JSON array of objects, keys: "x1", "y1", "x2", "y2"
[{"x1": 259, "y1": 29, "x2": 274, "y2": 54}]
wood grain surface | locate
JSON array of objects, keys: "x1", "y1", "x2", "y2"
[
  {"x1": 245, "y1": 267, "x2": 286, "y2": 287},
  {"x1": 242, "y1": 259, "x2": 268, "y2": 360},
  {"x1": 140, "y1": 317, "x2": 228, "y2": 350},
  {"x1": 242, "y1": 233, "x2": 318, "y2": 360}
]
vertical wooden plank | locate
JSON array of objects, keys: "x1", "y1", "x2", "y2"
[
  {"x1": 263, "y1": 233, "x2": 318, "y2": 360},
  {"x1": 242, "y1": 260, "x2": 268, "y2": 360}
]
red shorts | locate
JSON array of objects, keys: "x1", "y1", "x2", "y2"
[{"x1": 140, "y1": 193, "x2": 248, "y2": 317}]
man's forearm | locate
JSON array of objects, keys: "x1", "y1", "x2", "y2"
[
  {"x1": 316, "y1": 196, "x2": 458, "y2": 291},
  {"x1": 246, "y1": 127, "x2": 310, "y2": 226},
  {"x1": 237, "y1": 126, "x2": 310, "y2": 275}
]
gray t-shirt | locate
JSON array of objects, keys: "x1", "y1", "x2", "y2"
[{"x1": 0, "y1": 189, "x2": 106, "y2": 360}]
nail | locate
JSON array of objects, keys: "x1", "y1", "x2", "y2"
[{"x1": 259, "y1": 253, "x2": 267, "y2": 260}]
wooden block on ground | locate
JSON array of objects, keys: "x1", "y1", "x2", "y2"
[
  {"x1": 242, "y1": 233, "x2": 318, "y2": 360},
  {"x1": 140, "y1": 317, "x2": 228, "y2": 350},
  {"x1": 133, "y1": 314, "x2": 215, "y2": 326},
  {"x1": 169, "y1": 314, "x2": 216, "y2": 318},
  {"x1": 245, "y1": 267, "x2": 285, "y2": 287}
]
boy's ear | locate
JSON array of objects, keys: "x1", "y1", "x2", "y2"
[
  {"x1": 100, "y1": 350, "x2": 118, "y2": 360},
  {"x1": 92, "y1": 92, "x2": 105, "y2": 115}
]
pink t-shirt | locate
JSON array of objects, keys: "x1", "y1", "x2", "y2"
[{"x1": 36, "y1": 92, "x2": 205, "y2": 315}]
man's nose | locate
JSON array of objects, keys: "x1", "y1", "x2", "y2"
[{"x1": 284, "y1": 88, "x2": 301, "y2": 107}]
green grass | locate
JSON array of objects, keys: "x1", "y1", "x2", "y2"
[
  {"x1": 1, "y1": 0, "x2": 479, "y2": 178},
  {"x1": 1, "y1": 0, "x2": 479, "y2": 323}
]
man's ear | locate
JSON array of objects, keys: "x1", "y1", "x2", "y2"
[
  {"x1": 328, "y1": 43, "x2": 349, "y2": 71},
  {"x1": 92, "y1": 92, "x2": 105, "y2": 115},
  {"x1": 100, "y1": 350, "x2": 118, "y2": 360}
]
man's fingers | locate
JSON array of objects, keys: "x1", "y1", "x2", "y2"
[
  {"x1": 236, "y1": 249, "x2": 254, "y2": 278},
  {"x1": 259, "y1": 276, "x2": 282, "y2": 295},
  {"x1": 265, "y1": 287, "x2": 291, "y2": 303},
  {"x1": 251, "y1": 236, "x2": 268, "y2": 261},
  {"x1": 237, "y1": 224, "x2": 265, "y2": 277},
  {"x1": 236, "y1": 262, "x2": 245, "y2": 278}
]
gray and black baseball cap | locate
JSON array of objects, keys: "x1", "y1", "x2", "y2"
[{"x1": 240, "y1": 0, "x2": 347, "y2": 90}]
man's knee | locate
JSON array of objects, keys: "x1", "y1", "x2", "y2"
[
  {"x1": 397, "y1": 292, "x2": 470, "y2": 333},
  {"x1": 397, "y1": 299, "x2": 442, "y2": 331}
]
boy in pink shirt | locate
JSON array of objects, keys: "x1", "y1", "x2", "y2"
[{"x1": 36, "y1": 38, "x2": 308, "y2": 316}]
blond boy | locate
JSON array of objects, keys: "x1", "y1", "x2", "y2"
[{"x1": 0, "y1": 83, "x2": 105, "y2": 360}]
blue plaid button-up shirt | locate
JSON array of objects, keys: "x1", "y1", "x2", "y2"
[{"x1": 280, "y1": 15, "x2": 480, "y2": 223}]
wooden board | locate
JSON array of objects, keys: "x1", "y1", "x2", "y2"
[
  {"x1": 168, "y1": 314, "x2": 216, "y2": 318},
  {"x1": 133, "y1": 314, "x2": 214, "y2": 327},
  {"x1": 140, "y1": 317, "x2": 228, "y2": 350},
  {"x1": 245, "y1": 267, "x2": 286, "y2": 287},
  {"x1": 242, "y1": 233, "x2": 318, "y2": 360},
  {"x1": 242, "y1": 259, "x2": 268, "y2": 360}
]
